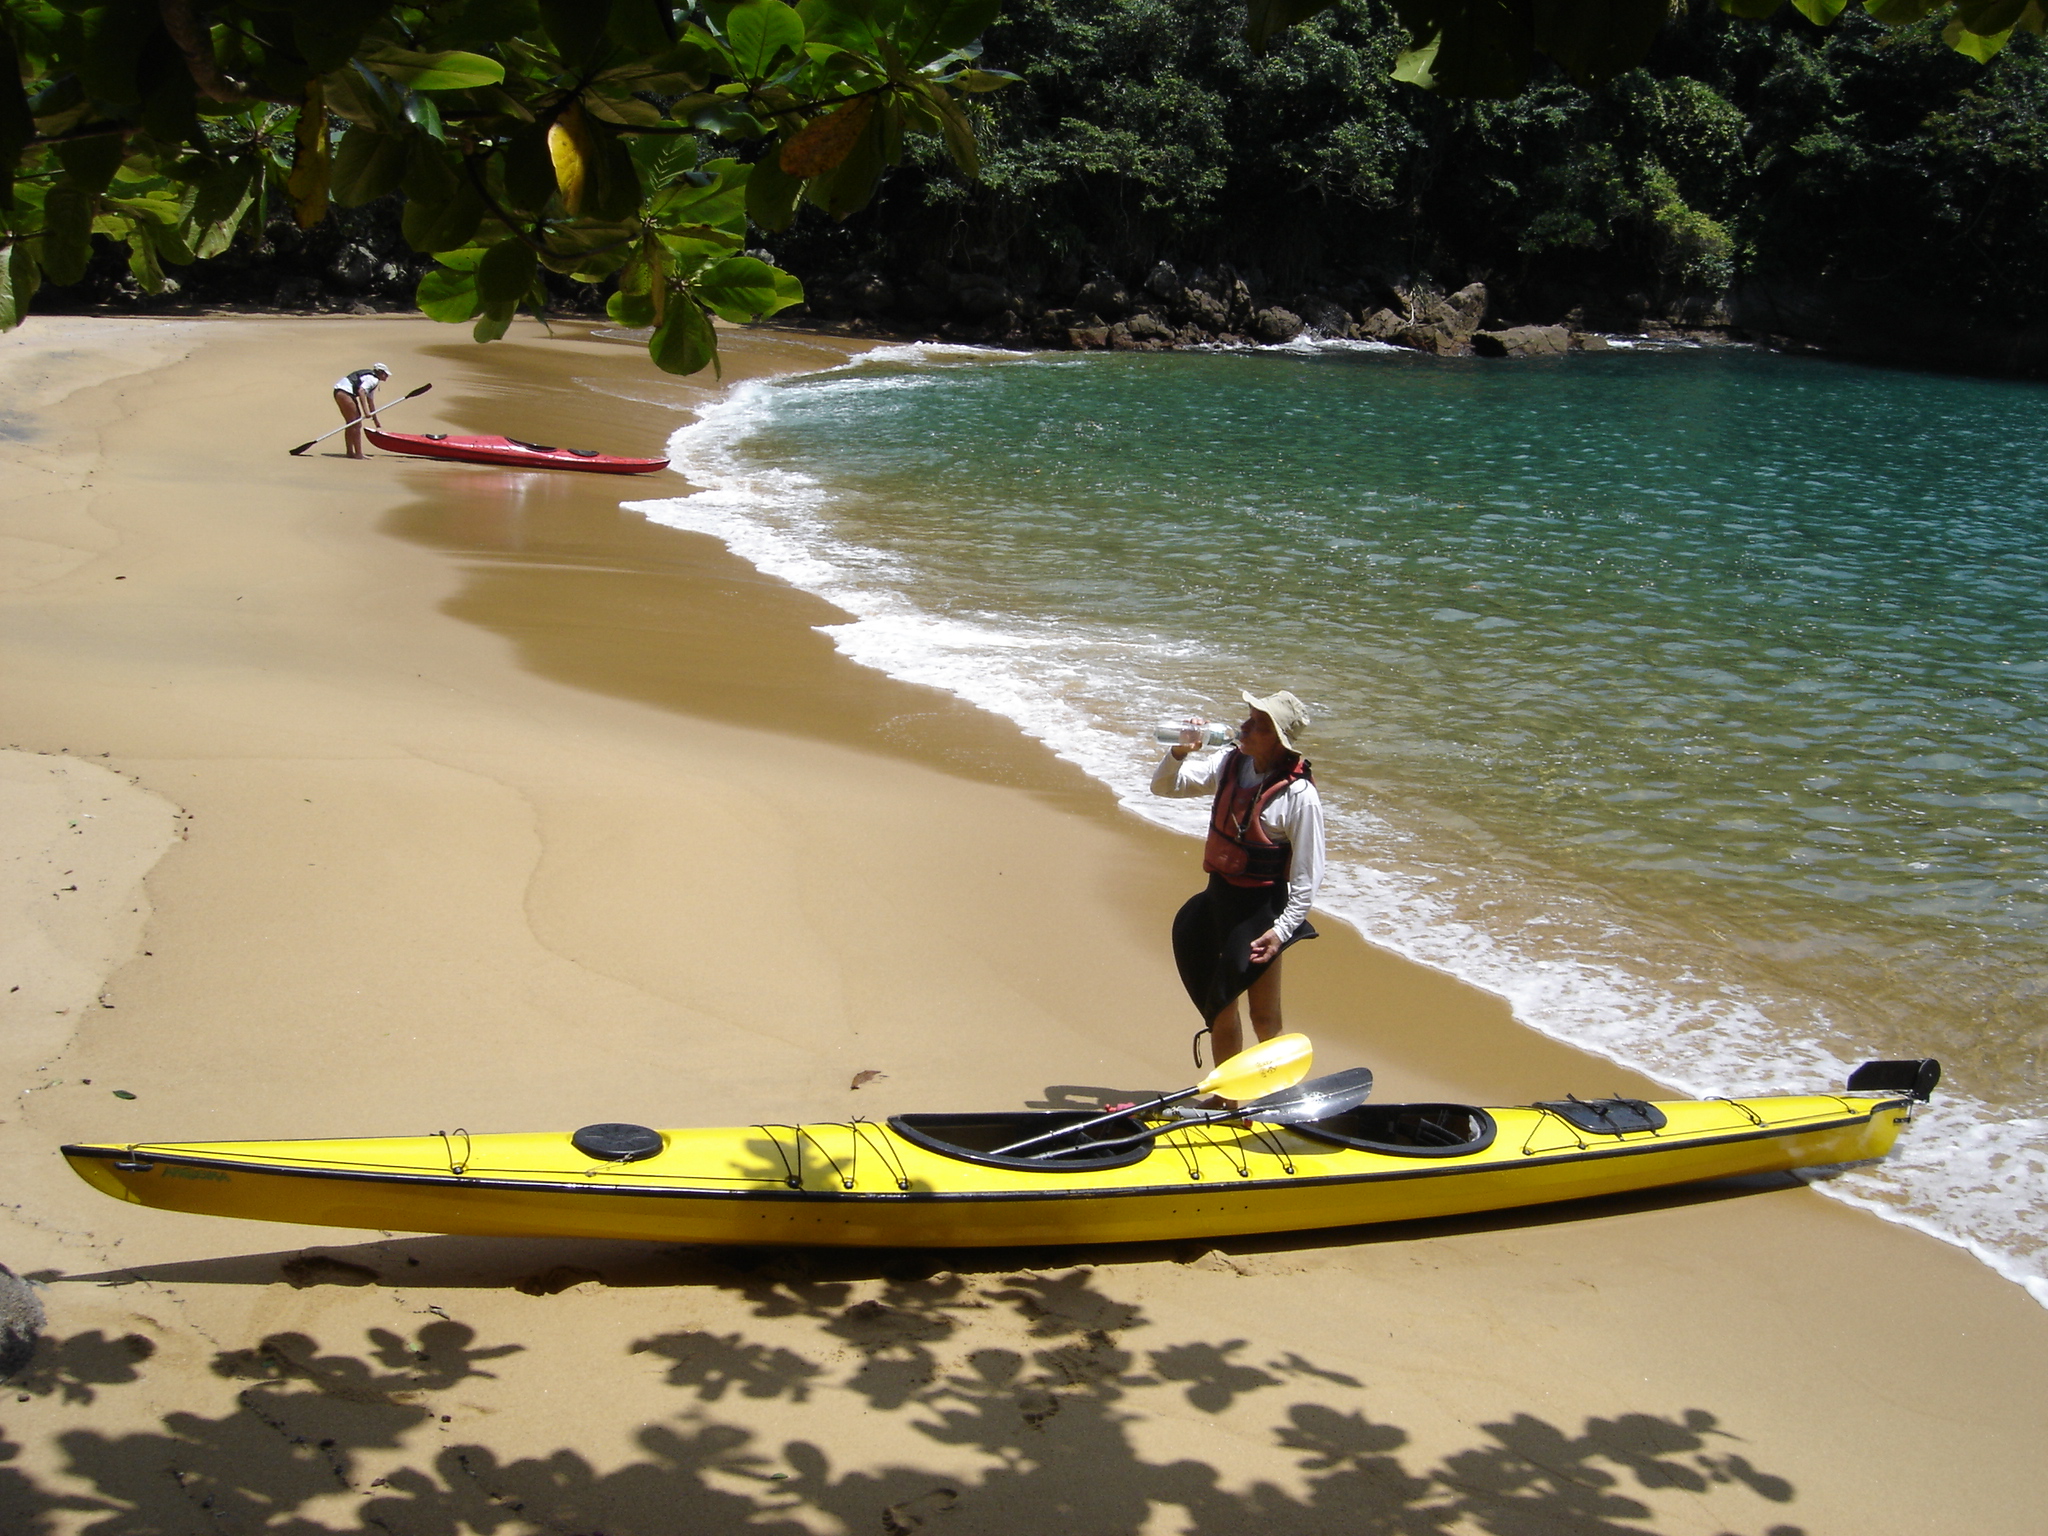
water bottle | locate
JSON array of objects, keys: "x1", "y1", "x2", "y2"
[{"x1": 1153, "y1": 719, "x2": 1235, "y2": 747}]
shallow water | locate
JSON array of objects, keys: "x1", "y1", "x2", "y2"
[{"x1": 626, "y1": 341, "x2": 2048, "y2": 1304}]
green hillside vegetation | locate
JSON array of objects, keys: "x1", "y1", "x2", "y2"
[
  {"x1": 3, "y1": 1, "x2": 2041, "y2": 373},
  {"x1": 773, "y1": 1, "x2": 2047, "y2": 357}
]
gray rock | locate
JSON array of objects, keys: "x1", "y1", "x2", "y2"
[
  {"x1": 1125, "y1": 310, "x2": 1174, "y2": 342},
  {"x1": 1065, "y1": 324, "x2": 1111, "y2": 350},
  {"x1": 1251, "y1": 307, "x2": 1304, "y2": 344},
  {"x1": 1144, "y1": 260, "x2": 1179, "y2": 300},
  {"x1": 1573, "y1": 332, "x2": 1612, "y2": 352},
  {"x1": 1356, "y1": 307, "x2": 1405, "y2": 340},
  {"x1": 1294, "y1": 297, "x2": 1353, "y2": 337},
  {"x1": 1177, "y1": 288, "x2": 1230, "y2": 331},
  {"x1": 905, "y1": 283, "x2": 952, "y2": 320},
  {"x1": 1445, "y1": 281, "x2": 1490, "y2": 336},
  {"x1": 839, "y1": 270, "x2": 895, "y2": 318},
  {"x1": 1220, "y1": 274, "x2": 1253, "y2": 326},
  {"x1": 325, "y1": 244, "x2": 380, "y2": 290},
  {"x1": 953, "y1": 274, "x2": 1015, "y2": 319},
  {"x1": 1472, "y1": 324, "x2": 1572, "y2": 358},
  {"x1": 0, "y1": 1264, "x2": 45, "y2": 1380},
  {"x1": 1076, "y1": 276, "x2": 1129, "y2": 322},
  {"x1": 1392, "y1": 322, "x2": 1468, "y2": 356}
]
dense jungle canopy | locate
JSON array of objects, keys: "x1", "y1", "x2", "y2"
[{"x1": 1, "y1": 0, "x2": 2041, "y2": 374}]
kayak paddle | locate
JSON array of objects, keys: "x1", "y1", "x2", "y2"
[
  {"x1": 993, "y1": 1032, "x2": 1314, "y2": 1158},
  {"x1": 288, "y1": 383, "x2": 433, "y2": 455},
  {"x1": 1073, "y1": 1073, "x2": 1376, "y2": 1155},
  {"x1": 1052, "y1": 1067, "x2": 1377, "y2": 1159}
]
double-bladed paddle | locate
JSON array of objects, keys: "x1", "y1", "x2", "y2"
[
  {"x1": 993, "y1": 1033, "x2": 1315, "y2": 1159},
  {"x1": 288, "y1": 383, "x2": 433, "y2": 455},
  {"x1": 1053, "y1": 1066, "x2": 1376, "y2": 1158}
]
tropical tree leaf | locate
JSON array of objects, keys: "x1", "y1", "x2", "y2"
[
  {"x1": 0, "y1": 30, "x2": 34, "y2": 209},
  {"x1": 401, "y1": 176, "x2": 487, "y2": 252},
  {"x1": 651, "y1": 297, "x2": 719, "y2": 376},
  {"x1": 287, "y1": 80, "x2": 333, "y2": 229},
  {"x1": 692, "y1": 254, "x2": 804, "y2": 321},
  {"x1": 607, "y1": 284, "x2": 658, "y2": 326},
  {"x1": 40, "y1": 182, "x2": 95, "y2": 285},
  {"x1": 744, "y1": 146, "x2": 805, "y2": 230},
  {"x1": 417, "y1": 265, "x2": 484, "y2": 322},
  {"x1": 548, "y1": 101, "x2": 595, "y2": 214},
  {"x1": 0, "y1": 241, "x2": 40, "y2": 329},
  {"x1": 1245, "y1": 0, "x2": 1339, "y2": 52},
  {"x1": 724, "y1": 0, "x2": 808, "y2": 77},
  {"x1": 781, "y1": 94, "x2": 876, "y2": 177},
  {"x1": 1950, "y1": 0, "x2": 2030, "y2": 26},
  {"x1": 360, "y1": 47, "x2": 508, "y2": 91},
  {"x1": 488, "y1": 126, "x2": 545, "y2": 215},
  {"x1": 473, "y1": 300, "x2": 516, "y2": 341},
  {"x1": 477, "y1": 238, "x2": 540, "y2": 305},
  {"x1": 55, "y1": 135, "x2": 124, "y2": 196},
  {"x1": 902, "y1": 0, "x2": 1003, "y2": 59},
  {"x1": 923, "y1": 83, "x2": 979, "y2": 176},
  {"x1": 332, "y1": 127, "x2": 411, "y2": 207}
]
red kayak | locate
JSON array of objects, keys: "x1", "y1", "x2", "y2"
[{"x1": 366, "y1": 429, "x2": 668, "y2": 475}]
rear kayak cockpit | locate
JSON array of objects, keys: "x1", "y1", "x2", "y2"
[{"x1": 889, "y1": 1111, "x2": 1158, "y2": 1172}]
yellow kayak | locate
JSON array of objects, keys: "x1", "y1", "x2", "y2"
[{"x1": 62, "y1": 1062, "x2": 1934, "y2": 1248}]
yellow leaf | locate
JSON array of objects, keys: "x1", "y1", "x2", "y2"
[
  {"x1": 548, "y1": 102, "x2": 594, "y2": 215},
  {"x1": 779, "y1": 95, "x2": 875, "y2": 179},
  {"x1": 287, "y1": 79, "x2": 331, "y2": 230}
]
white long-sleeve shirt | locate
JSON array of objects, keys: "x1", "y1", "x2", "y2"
[{"x1": 1151, "y1": 748, "x2": 1326, "y2": 941}]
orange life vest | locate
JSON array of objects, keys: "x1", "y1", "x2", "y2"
[{"x1": 1202, "y1": 750, "x2": 1312, "y2": 888}]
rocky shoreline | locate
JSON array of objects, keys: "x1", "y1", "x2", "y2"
[
  {"x1": 790, "y1": 260, "x2": 1634, "y2": 360},
  {"x1": 33, "y1": 211, "x2": 2006, "y2": 374}
]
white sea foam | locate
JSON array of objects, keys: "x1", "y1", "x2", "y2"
[{"x1": 625, "y1": 357, "x2": 2048, "y2": 1310}]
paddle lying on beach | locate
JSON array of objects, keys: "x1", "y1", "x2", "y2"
[
  {"x1": 1039, "y1": 1067, "x2": 1378, "y2": 1159},
  {"x1": 992, "y1": 1032, "x2": 1314, "y2": 1158},
  {"x1": 287, "y1": 384, "x2": 433, "y2": 455}
]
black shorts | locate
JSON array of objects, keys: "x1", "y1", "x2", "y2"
[{"x1": 1171, "y1": 873, "x2": 1317, "y2": 1021}]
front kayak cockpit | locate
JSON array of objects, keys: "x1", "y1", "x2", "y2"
[{"x1": 1296, "y1": 1103, "x2": 1499, "y2": 1157}]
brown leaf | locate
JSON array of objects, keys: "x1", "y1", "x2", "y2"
[
  {"x1": 780, "y1": 95, "x2": 875, "y2": 179},
  {"x1": 850, "y1": 1070, "x2": 885, "y2": 1090}
]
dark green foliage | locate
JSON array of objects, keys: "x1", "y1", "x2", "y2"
[
  {"x1": 2, "y1": 0, "x2": 2040, "y2": 366},
  {"x1": 0, "y1": 0, "x2": 1001, "y2": 373},
  {"x1": 766, "y1": 0, "x2": 2045, "y2": 342}
]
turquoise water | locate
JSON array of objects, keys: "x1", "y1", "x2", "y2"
[{"x1": 629, "y1": 341, "x2": 2048, "y2": 1301}]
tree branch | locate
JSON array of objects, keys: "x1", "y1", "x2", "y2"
[{"x1": 157, "y1": 0, "x2": 295, "y2": 106}]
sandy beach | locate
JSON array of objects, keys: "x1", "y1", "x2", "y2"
[{"x1": 2, "y1": 312, "x2": 2044, "y2": 1534}]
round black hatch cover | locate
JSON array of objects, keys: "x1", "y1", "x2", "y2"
[{"x1": 571, "y1": 1123, "x2": 665, "y2": 1162}]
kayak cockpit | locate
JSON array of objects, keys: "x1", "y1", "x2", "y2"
[
  {"x1": 889, "y1": 1112, "x2": 1155, "y2": 1172},
  {"x1": 1295, "y1": 1104, "x2": 1498, "y2": 1157}
]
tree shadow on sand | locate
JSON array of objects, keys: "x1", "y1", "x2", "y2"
[{"x1": 4, "y1": 1266, "x2": 1809, "y2": 1536}]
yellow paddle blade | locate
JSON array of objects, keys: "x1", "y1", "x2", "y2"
[{"x1": 1198, "y1": 1032, "x2": 1312, "y2": 1102}]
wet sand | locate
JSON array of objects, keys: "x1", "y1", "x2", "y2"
[{"x1": 0, "y1": 312, "x2": 2042, "y2": 1534}]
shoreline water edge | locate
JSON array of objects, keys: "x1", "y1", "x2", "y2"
[{"x1": 626, "y1": 336, "x2": 2048, "y2": 1312}]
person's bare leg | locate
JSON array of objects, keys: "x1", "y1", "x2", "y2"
[
  {"x1": 1245, "y1": 956, "x2": 1284, "y2": 1042},
  {"x1": 335, "y1": 389, "x2": 364, "y2": 458},
  {"x1": 1205, "y1": 1002, "x2": 1245, "y2": 1070}
]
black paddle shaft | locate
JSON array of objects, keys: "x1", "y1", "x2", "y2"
[{"x1": 1019, "y1": 1068, "x2": 1375, "y2": 1160}]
